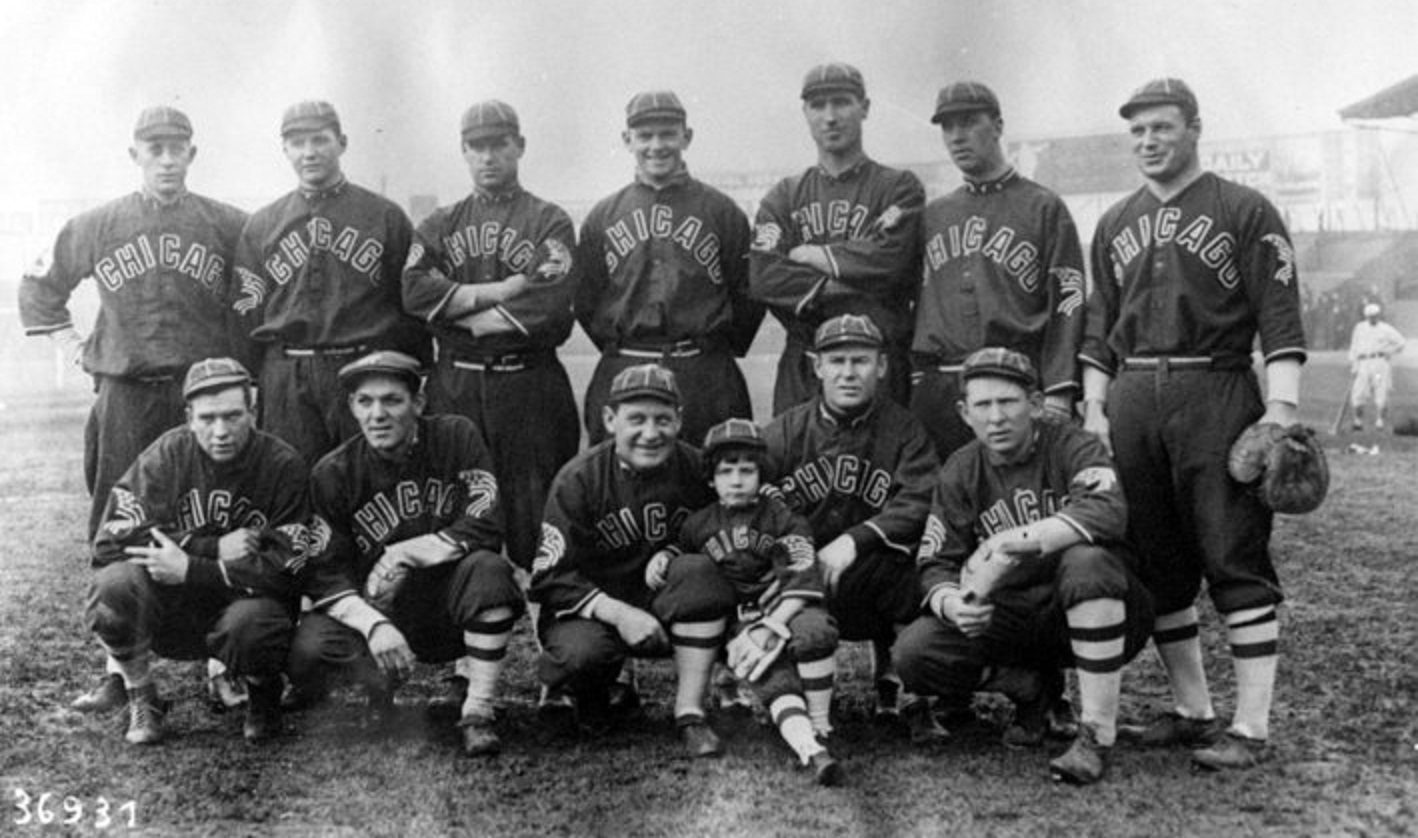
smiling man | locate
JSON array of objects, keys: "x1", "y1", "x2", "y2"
[
  {"x1": 911, "y1": 82, "x2": 1086, "y2": 461},
  {"x1": 401, "y1": 100, "x2": 579, "y2": 572},
  {"x1": 574, "y1": 91, "x2": 763, "y2": 449},
  {"x1": 290, "y1": 351, "x2": 524, "y2": 757},
  {"x1": 233, "y1": 101, "x2": 428, "y2": 466},
  {"x1": 893, "y1": 347, "x2": 1153, "y2": 785},
  {"x1": 749, "y1": 63, "x2": 924, "y2": 415},
  {"x1": 529, "y1": 364, "x2": 737, "y2": 757}
]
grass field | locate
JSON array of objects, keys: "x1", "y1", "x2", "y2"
[{"x1": 1, "y1": 349, "x2": 1416, "y2": 837}]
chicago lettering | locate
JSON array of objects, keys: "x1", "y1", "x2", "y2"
[
  {"x1": 602, "y1": 205, "x2": 724, "y2": 282},
  {"x1": 442, "y1": 222, "x2": 537, "y2": 272},
  {"x1": 263, "y1": 217, "x2": 386, "y2": 286},
  {"x1": 790, "y1": 199, "x2": 871, "y2": 241},
  {"x1": 177, "y1": 489, "x2": 269, "y2": 532},
  {"x1": 924, "y1": 217, "x2": 1041, "y2": 291},
  {"x1": 351, "y1": 478, "x2": 460, "y2": 553},
  {"x1": 780, "y1": 454, "x2": 892, "y2": 510},
  {"x1": 701, "y1": 525, "x2": 778, "y2": 563},
  {"x1": 979, "y1": 488, "x2": 1059, "y2": 537},
  {"x1": 93, "y1": 233, "x2": 225, "y2": 292},
  {"x1": 1108, "y1": 208, "x2": 1239, "y2": 288},
  {"x1": 593, "y1": 502, "x2": 691, "y2": 551}
]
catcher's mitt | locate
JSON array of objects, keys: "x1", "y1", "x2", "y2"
[
  {"x1": 961, "y1": 539, "x2": 1041, "y2": 604},
  {"x1": 363, "y1": 551, "x2": 411, "y2": 614},
  {"x1": 1227, "y1": 422, "x2": 1286, "y2": 483},
  {"x1": 726, "y1": 617, "x2": 792, "y2": 682},
  {"x1": 1259, "y1": 424, "x2": 1329, "y2": 514}
]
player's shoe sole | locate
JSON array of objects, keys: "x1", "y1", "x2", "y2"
[{"x1": 1191, "y1": 731, "x2": 1269, "y2": 771}]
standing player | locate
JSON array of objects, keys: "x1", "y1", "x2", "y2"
[
  {"x1": 762, "y1": 315, "x2": 938, "y2": 728},
  {"x1": 530, "y1": 365, "x2": 738, "y2": 757},
  {"x1": 85, "y1": 358, "x2": 309, "y2": 744},
  {"x1": 894, "y1": 348, "x2": 1153, "y2": 784},
  {"x1": 1347, "y1": 302, "x2": 1406, "y2": 431},
  {"x1": 233, "y1": 100, "x2": 427, "y2": 465},
  {"x1": 749, "y1": 63, "x2": 924, "y2": 415},
  {"x1": 575, "y1": 91, "x2": 763, "y2": 448},
  {"x1": 19, "y1": 106, "x2": 248, "y2": 540},
  {"x1": 1081, "y1": 78, "x2": 1308, "y2": 770},
  {"x1": 289, "y1": 351, "x2": 524, "y2": 756},
  {"x1": 402, "y1": 100, "x2": 578, "y2": 571},
  {"x1": 912, "y1": 82, "x2": 1085, "y2": 459}
]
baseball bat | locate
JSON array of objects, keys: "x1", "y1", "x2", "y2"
[{"x1": 1329, "y1": 370, "x2": 1358, "y2": 435}]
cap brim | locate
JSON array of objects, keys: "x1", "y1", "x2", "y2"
[
  {"x1": 608, "y1": 388, "x2": 679, "y2": 405},
  {"x1": 801, "y1": 85, "x2": 865, "y2": 100},
  {"x1": 930, "y1": 104, "x2": 994, "y2": 123},
  {"x1": 282, "y1": 119, "x2": 340, "y2": 137},
  {"x1": 1119, "y1": 97, "x2": 1192, "y2": 118},
  {"x1": 463, "y1": 126, "x2": 518, "y2": 142},
  {"x1": 626, "y1": 111, "x2": 686, "y2": 127},
  {"x1": 815, "y1": 338, "x2": 883, "y2": 352},
  {"x1": 184, "y1": 374, "x2": 249, "y2": 400}
]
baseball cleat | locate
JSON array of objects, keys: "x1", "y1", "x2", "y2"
[
  {"x1": 243, "y1": 677, "x2": 283, "y2": 742},
  {"x1": 901, "y1": 698, "x2": 950, "y2": 747},
  {"x1": 1135, "y1": 712, "x2": 1224, "y2": 748},
  {"x1": 458, "y1": 714, "x2": 501, "y2": 757},
  {"x1": 677, "y1": 717, "x2": 723, "y2": 758},
  {"x1": 807, "y1": 750, "x2": 844, "y2": 786},
  {"x1": 124, "y1": 683, "x2": 166, "y2": 746},
  {"x1": 1002, "y1": 691, "x2": 1049, "y2": 750},
  {"x1": 1191, "y1": 730, "x2": 1269, "y2": 771},
  {"x1": 1050, "y1": 724, "x2": 1109, "y2": 785},
  {"x1": 535, "y1": 685, "x2": 578, "y2": 739},
  {"x1": 872, "y1": 677, "x2": 902, "y2": 722},
  {"x1": 72, "y1": 673, "x2": 127, "y2": 714}
]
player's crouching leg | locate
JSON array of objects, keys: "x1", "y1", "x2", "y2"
[
  {"x1": 446, "y1": 549, "x2": 526, "y2": 756},
  {"x1": 86, "y1": 562, "x2": 166, "y2": 745},
  {"x1": 653, "y1": 553, "x2": 737, "y2": 758},
  {"x1": 208, "y1": 597, "x2": 295, "y2": 742},
  {"x1": 756, "y1": 607, "x2": 842, "y2": 785},
  {"x1": 893, "y1": 612, "x2": 985, "y2": 747}
]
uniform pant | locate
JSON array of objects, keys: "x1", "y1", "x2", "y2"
[
  {"x1": 731, "y1": 605, "x2": 838, "y2": 707},
  {"x1": 84, "y1": 375, "x2": 186, "y2": 540},
  {"x1": 537, "y1": 554, "x2": 737, "y2": 694},
  {"x1": 1110, "y1": 366, "x2": 1282, "y2": 614},
  {"x1": 428, "y1": 354, "x2": 580, "y2": 570},
  {"x1": 86, "y1": 561, "x2": 293, "y2": 677},
  {"x1": 829, "y1": 549, "x2": 922, "y2": 643},
  {"x1": 584, "y1": 348, "x2": 751, "y2": 449},
  {"x1": 288, "y1": 549, "x2": 525, "y2": 692},
  {"x1": 908, "y1": 366, "x2": 975, "y2": 463},
  {"x1": 894, "y1": 545, "x2": 1153, "y2": 698},
  {"x1": 257, "y1": 348, "x2": 362, "y2": 467},
  {"x1": 772, "y1": 333, "x2": 911, "y2": 417},
  {"x1": 1351, "y1": 357, "x2": 1393, "y2": 411}
]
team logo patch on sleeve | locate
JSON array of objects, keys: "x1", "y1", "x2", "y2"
[
  {"x1": 232, "y1": 267, "x2": 267, "y2": 314},
  {"x1": 871, "y1": 204, "x2": 905, "y2": 234},
  {"x1": 1052, "y1": 267, "x2": 1086, "y2": 317},
  {"x1": 24, "y1": 245, "x2": 54, "y2": 280},
  {"x1": 276, "y1": 522, "x2": 310, "y2": 574},
  {"x1": 1262, "y1": 234, "x2": 1295, "y2": 285},
  {"x1": 536, "y1": 239, "x2": 572, "y2": 280},
  {"x1": 917, "y1": 514, "x2": 946, "y2": 563},
  {"x1": 404, "y1": 242, "x2": 425, "y2": 271},
  {"x1": 1072, "y1": 467, "x2": 1118, "y2": 493},
  {"x1": 531, "y1": 522, "x2": 566, "y2": 576},
  {"x1": 306, "y1": 515, "x2": 333, "y2": 558},
  {"x1": 780, "y1": 534, "x2": 816, "y2": 573},
  {"x1": 103, "y1": 487, "x2": 145, "y2": 536},
  {"x1": 752, "y1": 222, "x2": 783, "y2": 252},
  {"x1": 460, "y1": 469, "x2": 499, "y2": 519}
]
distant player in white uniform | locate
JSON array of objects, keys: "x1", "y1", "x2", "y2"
[{"x1": 1347, "y1": 303, "x2": 1406, "y2": 431}]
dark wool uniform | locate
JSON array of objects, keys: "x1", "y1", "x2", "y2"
[
  {"x1": 403, "y1": 184, "x2": 579, "y2": 570},
  {"x1": 1082, "y1": 172, "x2": 1306, "y2": 614},
  {"x1": 19, "y1": 191, "x2": 248, "y2": 538},
  {"x1": 763, "y1": 397, "x2": 937, "y2": 641},
  {"x1": 529, "y1": 440, "x2": 734, "y2": 694},
  {"x1": 665, "y1": 494, "x2": 838, "y2": 706},
  {"x1": 894, "y1": 420, "x2": 1152, "y2": 696},
  {"x1": 748, "y1": 161, "x2": 925, "y2": 414},
  {"x1": 911, "y1": 170, "x2": 1086, "y2": 459},
  {"x1": 575, "y1": 172, "x2": 762, "y2": 447},
  {"x1": 233, "y1": 179, "x2": 428, "y2": 464},
  {"x1": 291, "y1": 414, "x2": 524, "y2": 686},
  {"x1": 88, "y1": 427, "x2": 309, "y2": 679}
]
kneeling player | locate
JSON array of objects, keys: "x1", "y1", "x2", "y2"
[
  {"x1": 647, "y1": 419, "x2": 842, "y2": 785},
  {"x1": 289, "y1": 351, "x2": 525, "y2": 756},
  {"x1": 893, "y1": 348, "x2": 1152, "y2": 784}
]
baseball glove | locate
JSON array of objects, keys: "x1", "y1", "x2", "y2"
[
  {"x1": 1227, "y1": 422, "x2": 1286, "y2": 483},
  {"x1": 961, "y1": 539, "x2": 1041, "y2": 604},
  {"x1": 1259, "y1": 424, "x2": 1329, "y2": 514},
  {"x1": 363, "y1": 551, "x2": 411, "y2": 614},
  {"x1": 726, "y1": 616, "x2": 792, "y2": 682}
]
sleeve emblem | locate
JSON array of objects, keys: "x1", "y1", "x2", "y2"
[
  {"x1": 1262, "y1": 234, "x2": 1295, "y2": 286},
  {"x1": 460, "y1": 469, "x2": 499, "y2": 519},
  {"x1": 1072, "y1": 467, "x2": 1118, "y2": 494},
  {"x1": 752, "y1": 222, "x2": 783, "y2": 253},
  {"x1": 1052, "y1": 267, "x2": 1086, "y2": 317},
  {"x1": 531, "y1": 522, "x2": 566, "y2": 576}
]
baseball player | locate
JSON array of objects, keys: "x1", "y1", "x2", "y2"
[
  {"x1": 646, "y1": 418, "x2": 842, "y2": 785},
  {"x1": 232, "y1": 100, "x2": 428, "y2": 465},
  {"x1": 1081, "y1": 79, "x2": 1308, "y2": 770},
  {"x1": 911, "y1": 82, "x2": 1085, "y2": 460},
  {"x1": 19, "y1": 106, "x2": 248, "y2": 540},
  {"x1": 402, "y1": 100, "x2": 579, "y2": 571},
  {"x1": 575, "y1": 91, "x2": 763, "y2": 448},
  {"x1": 749, "y1": 63, "x2": 924, "y2": 415},
  {"x1": 529, "y1": 364, "x2": 738, "y2": 758},
  {"x1": 894, "y1": 348, "x2": 1153, "y2": 784},
  {"x1": 289, "y1": 351, "x2": 524, "y2": 756},
  {"x1": 1347, "y1": 302, "x2": 1406, "y2": 431},
  {"x1": 83, "y1": 358, "x2": 309, "y2": 745},
  {"x1": 762, "y1": 314, "x2": 938, "y2": 731}
]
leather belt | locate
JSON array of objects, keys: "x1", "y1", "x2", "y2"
[
  {"x1": 282, "y1": 345, "x2": 368, "y2": 358},
  {"x1": 614, "y1": 338, "x2": 707, "y2": 359},
  {"x1": 1120, "y1": 355, "x2": 1249, "y2": 372},
  {"x1": 1357, "y1": 352, "x2": 1387, "y2": 361}
]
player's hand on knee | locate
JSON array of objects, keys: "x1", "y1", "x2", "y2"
[
  {"x1": 126, "y1": 529, "x2": 190, "y2": 585},
  {"x1": 817, "y1": 535, "x2": 858, "y2": 593},
  {"x1": 615, "y1": 606, "x2": 669, "y2": 655},
  {"x1": 217, "y1": 528, "x2": 261, "y2": 561},
  {"x1": 369, "y1": 623, "x2": 415, "y2": 679},
  {"x1": 644, "y1": 550, "x2": 672, "y2": 590},
  {"x1": 940, "y1": 592, "x2": 994, "y2": 638}
]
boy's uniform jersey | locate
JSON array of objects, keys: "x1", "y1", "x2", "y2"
[{"x1": 668, "y1": 495, "x2": 822, "y2": 606}]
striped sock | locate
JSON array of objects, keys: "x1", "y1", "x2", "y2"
[
  {"x1": 111, "y1": 651, "x2": 152, "y2": 691},
  {"x1": 461, "y1": 606, "x2": 516, "y2": 721},
  {"x1": 770, "y1": 694, "x2": 824, "y2": 764},
  {"x1": 1225, "y1": 605, "x2": 1278, "y2": 740},
  {"x1": 671, "y1": 619, "x2": 726, "y2": 719},
  {"x1": 1152, "y1": 606, "x2": 1214, "y2": 720},
  {"x1": 796, "y1": 654, "x2": 837, "y2": 736},
  {"x1": 1066, "y1": 599, "x2": 1126, "y2": 746}
]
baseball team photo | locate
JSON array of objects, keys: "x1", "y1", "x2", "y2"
[{"x1": 2, "y1": 1, "x2": 1416, "y2": 836}]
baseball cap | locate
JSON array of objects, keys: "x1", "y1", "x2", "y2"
[
  {"x1": 281, "y1": 100, "x2": 341, "y2": 137},
  {"x1": 337, "y1": 350, "x2": 423, "y2": 392},
  {"x1": 134, "y1": 106, "x2": 193, "y2": 141},
  {"x1": 930, "y1": 81, "x2": 1000, "y2": 123},
  {"x1": 814, "y1": 314, "x2": 884, "y2": 352},
  {"x1": 1364, "y1": 303, "x2": 1382, "y2": 317},
  {"x1": 626, "y1": 91, "x2": 687, "y2": 127},
  {"x1": 462, "y1": 100, "x2": 520, "y2": 142},
  {"x1": 608, "y1": 364, "x2": 680, "y2": 406},
  {"x1": 702, "y1": 418, "x2": 766, "y2": 458},
  {"x1": 1119, "y1": 78, "x2": 1199, "y2": 120},
  {"x1": 960, "y1": 347, "x2": 1038, "y2": 390},
  {"x1": 182, "y1": 357, "x2": 252, "y2": 400},
  {"x1": 801, "y1": 63, "x2": 866, "y2": 100}
]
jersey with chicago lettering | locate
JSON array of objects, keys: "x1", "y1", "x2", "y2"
[
  {"x1": 913, "y1": 170, "x2": 1085, "y2": 395},
  {"x1": 92, "y1": 426, "x2": 309, "y2": 602},
  {"x1": 763, "y1": 397, "x2": 937, "y2": 557},
  {"x1": 748, "y1": 160, "x2": 924, "y2": 347},
  {"x1": 574, "y1": 172, "x2": 761, "y2": 355},
  {"x1": 529, "y1": 440, "x2": 713, "y2": 618},
  {"x1": 304, "y1": 414, "x2": 503, "y2": 607},
  {"x1": 232, "y1": 180, "x2": 427, "y2": 359},
  {"x1": 1081, "y1": 172, "x2": 1306, "y2": 373},
  {"x1": 916, "y1": 418, "x2": 1125, "y2": 598},
  {"x1": 667, "y1": 495, "x2": 822, "y2": 606},
  {"x1": 402, "y1": 185, "x2": 577, "y2": 355},
  {"x1": 18, "y1": 191, "x2": 248, "y2": 378}
]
